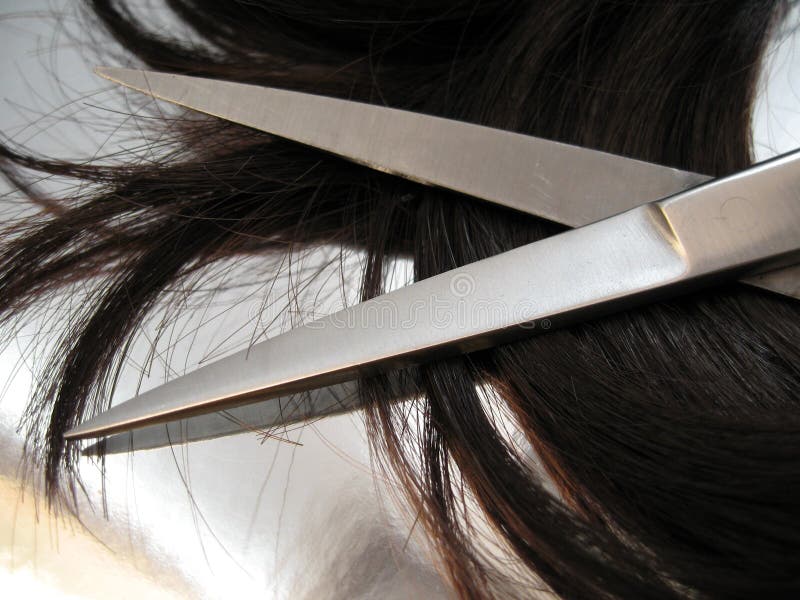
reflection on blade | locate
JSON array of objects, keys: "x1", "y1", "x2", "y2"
[
  {"x1": 82, "y1": 383, "x2": 360, "y2": 455},
  {"x1": 94, "y1": 67, "x2": 705, "y2": 227},
  {"x1": 741, "y1": 263, "x2": 800, "y2": 298},
  {"x1": 96, "y1": 67, "x2": 800, "y2": 300},
  {"x1": 64, "y1": 148, "x2": 800, "y2": 441}
]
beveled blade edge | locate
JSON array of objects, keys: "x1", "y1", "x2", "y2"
[
  {"x1": 94, "y1": 66, "x2": 706, "y2": 227},
  {"x1": 66, "y1": 144, "x2": 800, "y2": 442},
  {"x1": 94, "y1": 67, "x2": 800, "y2": 301},
  {"x1": 740, "y1": 263, "x2": 800, "y2": 298},
  {"x1": 66, "y1": 201, "x2": 694, "y2": 441},
  {"x1": 81, "y1": 383, "x2": 361, "y2": 455}
]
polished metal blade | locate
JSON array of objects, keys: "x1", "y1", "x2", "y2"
[
  {"x1": 95, "y1": 67, "x2": 799, "y2": 301},
  {"x1": 96, "y1": 66, "x2": 704, "y2": 226},
  {"x1": 82, "y1": 383, "x2": 361, "y2": 455},
  {"x1": 65, "y1": 149, "x2": 800, "y2": 441}
]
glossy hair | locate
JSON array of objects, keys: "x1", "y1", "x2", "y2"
[{"x1": 2, "y1": 1, "x2": 799, "y2": 598}]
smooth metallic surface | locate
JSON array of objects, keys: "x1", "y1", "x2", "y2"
[
  {"x1": 82, "y1": 383, "x2": 361, "y2": 455},
  {"x1": 95, "y1": 67, "x2": 799, "y2": 301},
  {"x1": 95, "y1": 67, "x2": 707, "y2": 227},
  {"x1": 658, "y1": 150, "x2": 800, "y2": 274},
  {"x1": 65, "y1": 149, "x2": 800, "y2": 440},
  {"x1": 95, "y1": 67, "x2": 704, "y2": 226},
  {"x1": 741, "y1": 263, "x2": 800, "y2": 297}
]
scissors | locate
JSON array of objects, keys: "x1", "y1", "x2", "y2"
[{"x1": 67, "y1": 67, "x2": 800, "y2": 449}]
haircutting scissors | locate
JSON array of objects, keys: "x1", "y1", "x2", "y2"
[{"x1": 67, "y1": 67, "x2": 800, "y2": 449}]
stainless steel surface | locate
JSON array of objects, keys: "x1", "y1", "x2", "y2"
[
  {"x1": 94, "y1": 67, "x2": 800, "y2": 301},
  {"x1": 65, "y1": 149, "x2": 800, "y2": 440},
  {"x1": 741, "y1": 263, "x2": 800, "y2": 296},
  {"x1": 95, "y1": 67, "x2": 702, "y2": 227},
  {"x1": 82, "y1": 383, "x2": 361, "y2": 455}
]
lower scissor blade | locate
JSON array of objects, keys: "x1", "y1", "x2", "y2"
[
  {"x1": 81, "y1": 383, "x2": 361, "y2": 455},
  {"x1": 64, "y1": 148, "x2": 800, "y2": 441},
  {"x1": 65, "y1": 205, "x2": 692, "y2": 440}
]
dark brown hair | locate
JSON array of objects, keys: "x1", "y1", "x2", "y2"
[{"x1": 2, "y1": 1, "x2": 799, "y2": 598}]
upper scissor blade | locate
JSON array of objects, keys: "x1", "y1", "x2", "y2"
[
  {"x1": 65, "y1": 148, "x2": 800, "y2": 441},
  {"x1": 97, "y1": 67, "x2": 800, "y2": 301},
  {"x1": 96, "y1": 66, "x2": 705, "y2": 228}
]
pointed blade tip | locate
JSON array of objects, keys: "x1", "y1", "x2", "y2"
[
  {"x1": 94, "y1": 66, "x2": 159, "y2": 93},
  {"x1": 64, "y1": 415, "x2": 117, "y2": 441},
  {"x1": 63, "y1": 423, "x2": 96, "y2": 441},
  {"x1": 94, "y1": 65, "x2": 130, "y2": 81}
]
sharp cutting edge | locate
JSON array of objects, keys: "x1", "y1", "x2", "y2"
[
  {"x1": 66, "y1": 147, "x2": 800, "y2": 441},
  {"x1": 65, "y1": 68, "x2": 800, "y2": 443},
  {"x1": 92, "y1": 67, "x2": 800, "y2": 300}
]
